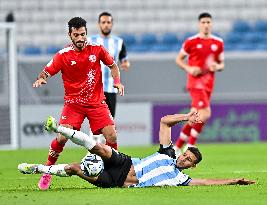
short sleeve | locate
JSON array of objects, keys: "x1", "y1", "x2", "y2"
[
  {"x1": 43, "y1": 53, "x2": 62, "y2": 76},
  {"x1": 119, "y1": 42, "x2": 128, "y2": 62},
  {"x1": 180, "y1": 39, "x2": 190, "y2": 55},
  {"x1": 218, "y1": 41, "x2": 224, "y2": 62},
  {"x1": 99, "y1": 45, "x2": 115, "y2": 66},
  {"x1": 158, "y1": 144, "x2": 176, "y2": 159}
]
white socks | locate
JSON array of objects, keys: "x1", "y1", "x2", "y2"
[
  {"x1": 38, "y1": 164, "x2": 69, "y2": 177},
  {"x1": 56, "y1": 126, "x2": 96, "y2": 150}
]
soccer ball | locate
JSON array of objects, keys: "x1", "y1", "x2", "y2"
[{"x1": 81, "y1": 153, "x2": 104, "y2": 177}]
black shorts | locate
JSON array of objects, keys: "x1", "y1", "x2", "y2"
[
  {"x1": 92, "y1": 149, "x2": 132, "y2": 188},
  {"x1": 104, "y1": 92, "x2": 117, "y2": 117}
]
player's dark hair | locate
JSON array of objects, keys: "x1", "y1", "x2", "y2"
[
  {"x1": 68, "y1": 17, "x2": 87, "y2": 33},
  {"x1": 198, "y1": 12, "x2": 212, "y2": 20},
  {"x1": 98, "y1": 11, "x2": 113, "y2": 23},
  {"x1": 187, "y1": 147, "x2": 202, "y2": 164}
]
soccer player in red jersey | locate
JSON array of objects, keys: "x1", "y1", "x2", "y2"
[
  {"x1": 174, "y1": 12, "x2": 224, "y2": 156},
  {"x1": 32, "y1": 17, "x2": 124, "y2": 190}
]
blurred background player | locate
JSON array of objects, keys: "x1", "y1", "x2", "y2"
[
  {"x1": 32, "y1": 17, "x2": 124, "y2": 190},
  {"x1": 174, "y1": 12, "x2": 224, "y2": 156},
  {"x1": 88, "y1": 11, "x2": 130, "y2": 118}
]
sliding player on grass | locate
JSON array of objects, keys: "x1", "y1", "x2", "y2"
[{"x1": 18, "y1": 111, "x2": 254, "y2": 188}]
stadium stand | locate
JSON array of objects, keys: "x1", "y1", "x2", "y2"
[{"x1": 1, "y1": 0, "x2": 267, "y2": 53}]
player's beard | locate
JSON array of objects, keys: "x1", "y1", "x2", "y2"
[
  {"x1": 101, "y1": 28, "x2": 111, "y2": 36},
  {"x1": 73, "y1": 40, "x2": 85, "y2": 50}
]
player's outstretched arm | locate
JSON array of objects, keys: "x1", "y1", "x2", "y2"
[
  {"x1": 159, "y1": 111, "x2": 201, "y2": 145},
  {"x1": 189, "y1": 178, "x2": 255, "y2": 186}
]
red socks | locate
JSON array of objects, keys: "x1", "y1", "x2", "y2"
[
  {"x1": 176, "y1": 124, "x2": 192, "y2": 148},
  {"x1": 188, "y1": 123, "x2": 204, "y2": 146},
  {"x1": 46, "y1": 139, "x2": 65, "y2": 166}
]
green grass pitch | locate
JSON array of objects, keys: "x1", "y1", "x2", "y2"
[{"x1": 0, "y1": 143, "x2": 267, "y2": 205}]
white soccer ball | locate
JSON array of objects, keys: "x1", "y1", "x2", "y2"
[{"x1": 81, "y1": 153, "x2": 104, "y2": 177}]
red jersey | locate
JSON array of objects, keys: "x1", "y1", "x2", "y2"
[
  {"x1": 44, "y1": 42, "x2": 114, "y2": 105},
  {"x1": 180, "y1": 34, "x2": 224, "y2": 92}
]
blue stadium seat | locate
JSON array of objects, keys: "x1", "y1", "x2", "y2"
[
  {"x1": 21, "y1": 46, "x2": 42, "y2": 55},
  {"x1": 160, "y1": 33, "x2": 179, "y2": 45},
  {"x1": 150, "y1": 44, "x2": 172, "y2": 52},
  {"x1": 236, "y1": 43, "x2": 257, "y2": 51},
  {"x1": 181, "y1": 32, "x2": 195, "y2": 41},
  {"x1": 128, "y1": 44, "x2": 149, "y2": 52},
  {"x1": 254, "y1": 20, "x2": 267, "y2": 32},
  {"x1": 120, "y1": 34, "x2": 137, "y2": 46},
  {"x1": 46, "y1": 46, "x2": 61, "y2": 54},
  {"x1": 256, "y1": 43, "x2": 267, "y2": 50},
  {"x1": 232, "y1": 20, "x2": 251, "y2": 33},
  {"x1": 225, "y1": 32, "x2": 243, "y2": 44},
  {"x1": 140, "y1": 33, "x2": 158, "y2": 45},
  {"x1": 224, "y1": 43, "x2": 237, "y2": 51},
  {"x1": 243, "y1": 32, "x2": 264, "y2": 44}
]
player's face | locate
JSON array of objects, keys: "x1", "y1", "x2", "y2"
[
  {"x1": 176, "y1": 150, "x2": 197, "y2": 169},
  {"x1": 69, "y1": 27, "x2": 87, "y2": 50},
  {"x1": 199, "y1": 17, "x2": 212, "y2": 36},
  {"x1": 99, "y1": 16, "x2": 113, "y2": 36}
]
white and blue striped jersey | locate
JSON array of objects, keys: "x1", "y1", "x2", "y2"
[
  {"x1": 88, "y1": 35, "x2": 128, "y2": 93},
  {"x1": 131, "y1": 152, "x2": 191, "y2": 187}
]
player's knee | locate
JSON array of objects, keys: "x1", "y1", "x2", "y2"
[
  {"x1": 57, "y1": 134, "x2": 68, "y2": 144},
  {"x1": 104, "y1": 131, "x2": 117, "y2": 143},
  {"x1": 91, "y1": 144, "x2": 112, "y2": 158}
]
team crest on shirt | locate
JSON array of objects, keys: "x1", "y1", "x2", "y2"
[
  {"x1": 211, "y1": 44, "x2": 218, "y2": 51},
  {"x1": 89, "y1": 55, "x2": 96, "y2": 62}
]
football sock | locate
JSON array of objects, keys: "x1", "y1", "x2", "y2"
[
  {"x1": 46, "y1": 139, "x2": 65, "y2": 166},
  {"x1": 188, "y1": 123, "x2": 204, "y2": 146},
  {"x1": 38, "y1": 164, "x2": 69, "y2": 177},
  {"x1": 57, "y1": 126, "x2": 96, "y2": 150},
  {"x1": 176, "y1": 123, "x2": 192, "y2": 148},
  {"x1": 106, "y1": 141, "x2": 118, "y2": 150}
]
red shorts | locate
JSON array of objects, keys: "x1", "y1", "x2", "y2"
[
  {"x1": 59, "y1": 102, "x2": 114, "y2": 134},
  {"x1": 189, "y1": 89, "x2": 212, "y2": 109}
]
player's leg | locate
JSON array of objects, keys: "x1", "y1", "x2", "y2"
[
  {"x1": 187, "y1": 90, "x2": 211, "y2": 147},
  {"x1": 188, "y1": 106, "x2": 210, "y2": 147},
  {"x1": 104, "y1": 92, "x2": 117, "y2": 118},
  {"x1": 175, "y1": 107, "x2": 198, "y2": 154},
  {"x1": 175, "y1": 89, "x2": 207, "y2": 154},
  {"x1": 18, "y1": 163, "x2": 69, "y2": 177},
  {"x1": 39, "y1": 104, "x2": 85, "y2": 190},
  {"x1": 45, "y1": 116, "x2": 113, "y2": 160},
  {"x1": 88, "y1": 103, "x2": 118, "y2": 150}
]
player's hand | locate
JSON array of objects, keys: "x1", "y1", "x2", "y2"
[
  {"x1": 114, "y1": 83, "x2": 125, "y2": 96},
  {"x1": 209, "y1": 62, "x2": 218, "y2": 72},
  {"x1": 120, "y1": 61, "x2": 130, "y2": 71},
  {"x1": 188, "y1": 66, "x2": 202, "y2": 76},
  {"x1": 32, "y1": 78, "x2": 47, "y2": 88},
  {"x1": 185, "y1": 111, "x2": 202, "y2": 125},
  {"x1": 231, "y1": 178, "x2": 256, "y2": 185}
]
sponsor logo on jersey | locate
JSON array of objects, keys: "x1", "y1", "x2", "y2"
[
  {"x1": 71, "y1": 60, "x2": 76, "y2": 66},
  {"x1": 89, "y1": 55, "x2": 96, "y2": 63}
]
